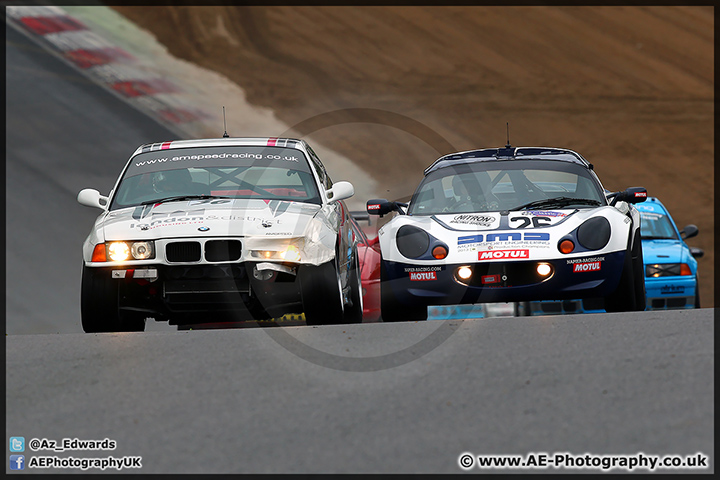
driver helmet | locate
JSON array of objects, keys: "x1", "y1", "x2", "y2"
[{"x1": 452, "y1": 175, "x2": 476, "y2": 201}]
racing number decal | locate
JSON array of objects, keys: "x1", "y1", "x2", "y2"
[
  {"x1": 511, "y1": 217, "x2": 531, "y2": 228},
  {"x1": 510, "y1": 216, "x2": 552, "y2": 228}
]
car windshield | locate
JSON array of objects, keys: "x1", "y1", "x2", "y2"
[
  {"x1": 640, "y1": 211, "x2": 678, "y2": 240},
  {"x1": 110, "y1": 146, "x2": 321, "y2": 209},
  {"x1": 408, "y1": 159, "x2": 606, "y2": 215}
]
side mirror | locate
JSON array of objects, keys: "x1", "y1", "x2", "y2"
[
  {"x1": 367, "y1": 198, "x2": 403, "y2": 217},
  {"x1": 77, "y1": 188, "x2": 108, "y2": 210},
  {"x1": 690, "y1": 246, "x2": 704, "y2": 258},
  {"x1": 610, "y1": 187, "x2": 647, "y2": 206},
  {"x1": 326, "y1": 181, "x2": 354, "y2": 204},
  {"x1": 680, "y1": 224, "x2": 699, "y2": 240}
]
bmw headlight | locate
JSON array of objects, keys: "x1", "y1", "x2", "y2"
[
  {"x1": 130, "y1": 241, "x2": 154, "y2": 260},
  {"x1": 281, "y1": 244, "x2": 301, "y2": 262},
  {"x1": 104, "y1": 241, "x2": 155, "y2": 262},
  {"x1": 250, "y1": 239, "x2": 304, "y2": 263}
]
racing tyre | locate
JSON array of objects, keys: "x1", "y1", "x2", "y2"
[
  {"x1": 343, "y1": 252, "x2": 364, "y2": 324},
  {"x1": 245, "y1": 293, "x2": 271, "y2": 321},
  {"x1": 380, "y1": 261, "x2": 427, "y2": 322},
  {"x1": 630, "y1": 229, "x2": 646, "y2": 311},
  {"x1": 81, "y1": 266, "x2": 146, "y2": 333},
  {"x1": 300, "y1": 255, "x2": 344, "y2": 326},
  {"x1": 604, "y1": 233, "x2": 642, "y2": 313}
]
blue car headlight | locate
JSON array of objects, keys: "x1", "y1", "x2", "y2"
[{"x1": 646, "y1": 263, "x2": 693, "y2": 277}]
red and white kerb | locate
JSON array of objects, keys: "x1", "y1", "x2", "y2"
[{"x1": 6, "y1": 6, "x2": 206, "y2": 126}]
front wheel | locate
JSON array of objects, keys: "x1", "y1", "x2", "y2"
[
  {"x1": 630, "y1": 229, "x2": 646, "y2": 311},
  {"x1": 380, "y1": 261, "x2": 427, "y2": 322},
  {"x1": 299, "y1": 256, "x2": 344, "y2": 326},
  {"x1": 81, "y1": 266, "x2": 146, "y2": 333},
  {"x1": 604, "y1": 231, "x2": 644, "y2": 313}
]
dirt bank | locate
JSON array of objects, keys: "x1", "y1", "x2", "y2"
[{"x1": 111, "y1": 6, "x2": 714, "y2": 306}]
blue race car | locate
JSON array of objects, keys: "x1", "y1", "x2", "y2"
[
  {"x1": 637, "y1": 196, "x2": 703, "y2": 309},
  {"x1": 519, "y1": 196, "x2": 703, "y2": 314}
]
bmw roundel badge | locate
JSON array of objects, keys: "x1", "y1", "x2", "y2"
[{"x1": 198, "y1": 226, "x2": 210, "y2": 232}]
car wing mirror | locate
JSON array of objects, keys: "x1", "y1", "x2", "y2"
[
  {"x1": 681, "y1": 224, "x2": 699, "y2": 240},
  {"x1": 366, "y1": 198, "x2": 406, "y2": 217},
  {"x1": 689, "y1": 246, "x2": 704, "y2": 258},
  {"x1": 77, "y1": 188, "x2": 108, "y2": 210},
  {"x1": 326, "y1": 181, "x2": 354, "y2": 204},
  {"x1": 610, "y1": 187, "x2": 647, "y2": 206}
]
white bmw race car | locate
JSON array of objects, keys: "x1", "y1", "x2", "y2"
[
  {"x1": 366, "y1": 145, "x2": 648, "y2": 322},
  {"x1": 78, "y1": 137, "x2": 363, "y2": 332}
]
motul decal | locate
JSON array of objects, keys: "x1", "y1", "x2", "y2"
[
  {"x1": 573, "y1": 262, "x2": 601, "y2": 272},
  {"x1": 635, "y1": 192, "x2": 647, "y2": 198},
  {"x1": 409, "y1": 271, "x2": 437, "y2": 281},
  {"x1": 478, "y1": 249, "x2": 529, "y2": 260},
  {"x1": 367, "y1": 204, "x2": 381, "y2": 210}
]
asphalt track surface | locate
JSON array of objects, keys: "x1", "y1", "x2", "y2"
[{"x1": 4, "y1": 21, "x2": 715, "y2": 474}]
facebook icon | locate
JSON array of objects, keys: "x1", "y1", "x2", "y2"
[{"x1": 10, "y1": 455, "x2": 25, "y2": 470}]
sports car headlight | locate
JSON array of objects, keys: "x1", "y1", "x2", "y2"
[
  {"x1": 536, "y1": 263, "x2": 552, "y2": 277},
  {"x1": 105, "y1": 241, "x2": 155, "y2": 262},
  {"x1": 646, "y1": 263, "x2": 692, "y2": 277},
  {"x1": 396, "y1": 225, "x2": 430, "y2": 259},
  {"x1": 576, "y1": 217, "x2": 611, "y2": 250},
  {"x1": 457, "y1": 266, "x2": 473, "y2": 280}
]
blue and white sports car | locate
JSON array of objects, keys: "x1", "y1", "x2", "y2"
[
  {"x1": 637, "y1": 196, "x2": 702, "y2": 309},
  {"x1": 367, "y1": 145, "x2": 648, "y2": 322}
]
